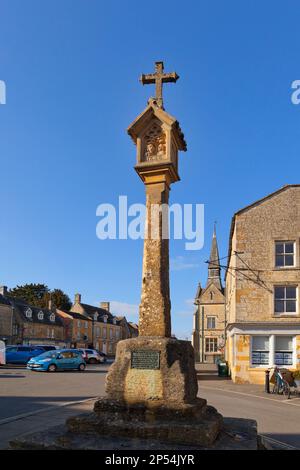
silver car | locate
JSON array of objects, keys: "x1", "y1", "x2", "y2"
[{"x1": 78, "y1": 348, "x2": 104, "y2": 364}]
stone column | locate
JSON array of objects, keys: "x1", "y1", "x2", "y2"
[{"x1": 139, "y1": 178, "x2": 171, "y2": 337}]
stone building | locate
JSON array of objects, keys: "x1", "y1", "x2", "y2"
[
  {"x1": 116, "y1": 316, "x2": 139, "y2": 339},
  {"x1": 56, "y1": 309, "x2": 93, "y2": 349},
  {"x1": 192, "y1": 227, "x2": 225, "y2": 363},
  {"x1": 225, "y1": 185, "x2": 300, "y2": 384},
  {"x1": 70, "y1": 294, "x2": 124, "y2": 355},
  {"x1": 0, "y1": 286, "x2": 65, "y2": 346}
]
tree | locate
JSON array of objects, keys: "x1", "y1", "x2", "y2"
[
  {"x1": 8, "y1": 284, "x2": 72, "y2": 311},
  {"x1": 46, "y1": 289, "x2": 72, "y2": 311},
  {"x1": 9, "y1": 283, "x2": 49, "y2": 308}
]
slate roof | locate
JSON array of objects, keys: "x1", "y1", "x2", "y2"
[
  {"x1": 63, "y1": 310, "x2": 92, "y2": 321},
  {"x1": 0, "y1": 294, "x2": 11, "y2": 306},
  {"x1": 79, "y1": 303, "x2": 118, "y2": 325},
  {"x1": 2, "y1": 295, "x2": 63, "y2": 326}
]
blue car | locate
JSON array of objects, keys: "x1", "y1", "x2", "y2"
[
  {"x1": 27, "y1": 349, "x2": 86, "y2": 372},
  {"x1": 5, "y1": 345, "x2": 45, "y2": 364}
]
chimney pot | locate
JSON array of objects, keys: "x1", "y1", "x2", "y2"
[{"x1": 75, "y1": 293, "x2": 81, "y2": 304}]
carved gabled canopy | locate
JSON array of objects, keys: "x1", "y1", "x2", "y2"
[{"x1": 127, "y1": 100, "x2": 187, "y2": 184}]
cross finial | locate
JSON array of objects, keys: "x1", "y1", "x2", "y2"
[{"x1": 140, "y1": 61, "x2": 179, "y2": 109}]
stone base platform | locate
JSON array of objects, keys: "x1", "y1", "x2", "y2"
[
  {"x1": 9, "y1": 416, "x2": 258, "y2": 450},
  {"x1": 66, "y1": 397, "x2": 222, "y2": 447}
]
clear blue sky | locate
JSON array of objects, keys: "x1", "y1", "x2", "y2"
[{"x1": 1, "y1": 1, "x2": 299, "y2": 339}]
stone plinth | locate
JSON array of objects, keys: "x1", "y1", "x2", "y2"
[
  {"x1": 106, "y1": 337, "x2": 197, "y2": 406},
  {"x1": 65, "y1": 336, "x2": 223, "y2": 447}
]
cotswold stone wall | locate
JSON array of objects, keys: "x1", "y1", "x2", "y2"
[
  {"x1": 0, "y1": 304, "x2": 12, "y2": 338},
  {"x1": 227, "y1": 186, "x2": 300, "y2": 324}
]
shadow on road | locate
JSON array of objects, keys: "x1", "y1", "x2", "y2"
[
  {"x1": 0, "y1": 374, "x2": 25, "y2": 379},
  {"x1": 197, "y1": 373, "x2": 230, "y2": 381}
]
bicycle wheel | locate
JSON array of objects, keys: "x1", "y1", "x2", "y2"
[{"x1": 282, "y1": 381, "x2": 290, "y2": 399}]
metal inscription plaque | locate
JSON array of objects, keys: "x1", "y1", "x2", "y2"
[{"x1": 131, "y1": 350, "x2": 160, "y2": 370}]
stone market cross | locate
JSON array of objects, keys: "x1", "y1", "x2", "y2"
[{"x1": 140, "y1": 61, "x2": 179, "y2": 109}]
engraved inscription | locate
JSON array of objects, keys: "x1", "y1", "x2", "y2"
[{"x1": 131, "y1": 350, "x2": 160, "y2": 370}]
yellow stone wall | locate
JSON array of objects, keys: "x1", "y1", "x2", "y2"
[
  {"x1": 227, "y1": 334, "x2": 300, "y2": 384},
  {"x1": 226, "y1": 187, "x2": 300, "y2": 325},
  {"x1": 225, "y1": 187, "x2": 300, "y2": 384}
]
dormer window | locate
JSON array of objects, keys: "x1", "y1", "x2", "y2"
[
  {"x1": 25, "y1": 308, "x2": 32, "y2": 318},
  {"x1": 38, "y1": 311, "x2": 44, "y2": 320},
  {"x1": 94, "y1": 312, "x2": 98, "y2": 321},
  {"x1": 50, "y1": 313, "x2": 55, "y2": 322},
  {"x1": 113, "y1": 317, "x2": 117, "y2": 325},
  {"x1": 103, "y1": 315, "x2": 108, "y2": 323}
]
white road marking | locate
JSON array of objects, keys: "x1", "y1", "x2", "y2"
[
  {"x1": 200, "y1": 385, "x2": 300, "y2": 407},
  {"x1": 260, "y1": 434, "x2": 298, "y2": 450},
  {"x1": 0, "y1": 397, "x2": 97, "y2": 426}
]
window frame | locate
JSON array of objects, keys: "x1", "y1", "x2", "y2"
[
  {"x1": 251, "y1": 335, "x2": 270, "y2": 367},
  {"x1": 205, "y1": 337, "x2": 218, "y2": 353},
  {"x1": 207, "y1": 316, "x2": 216, "y2": 329},
  {"x1": 275, "y1": 241, "x2": 296, "y2": 268},
  {"x1": 274, "y1": 285, "x2": 297, "y2": 316}
]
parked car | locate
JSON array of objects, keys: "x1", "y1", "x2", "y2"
[
  {"x1": 31, "y1": 345, "x2": 57, "y2": 351},
  {"x1": 27, "y1": 349, "x2": 86, "y2": 372},
  {"x1": 78, "y1": 348, "x2": 104, "y2": 364},
  {"x1": 5, "y1": 345, "x2": 45, "y2": 364},
  {"x1": 98, "y1": 351, "x2": 107, "y2": 363}
]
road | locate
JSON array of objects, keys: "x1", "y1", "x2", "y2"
[
  {"x1": 0, "y1": 364, "x2": 108, "y2": 421},
  {"x1": 1, "y1": 364, "x2": 300, "y2": 449}
]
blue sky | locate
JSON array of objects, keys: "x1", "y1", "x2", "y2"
[{"x1": 0, "y1": 1, "x2": 299, "y2": 339}]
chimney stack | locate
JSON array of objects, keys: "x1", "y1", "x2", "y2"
[
  {"x1": 75, "y1": 293, "x2": 81, "y2": 304},
  {"x1": 48, "y1": 298, "x2": 56, "y2": 312},
  {"x1": 0, "y1": 286, "x2": 8, "y2": 296},
  {"x1": 100, "y1": 301, "x2": 110, "y2": 312}
]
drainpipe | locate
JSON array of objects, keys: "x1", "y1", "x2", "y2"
[{"x1": 201, "y1": 306, "x2": 205, "y2": 363}]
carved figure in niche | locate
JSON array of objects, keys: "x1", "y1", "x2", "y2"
[
  {"x1": 144, "y1": 132, "x2": 167, "y2": 162},
  {"x1": 145, "y1": 142, "x2": 157, "y2": 161},
  {"x1": 157, "y1": 134, "x2": 166, "y2": 159}
]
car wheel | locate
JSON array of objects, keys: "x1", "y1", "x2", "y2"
[
  {"x1": 47, "y1": 364, "x2": 57, "y2": 372},
  {"x1": 88, "y1": 358, "x2": 97, "y2": 364},
  {"x1": 78, "y1": 363, "x2": 86, "y2": 371}
]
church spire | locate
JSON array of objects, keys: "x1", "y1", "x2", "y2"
[{"x1": 207, "y1": 223, "x2": 222, "y2": 291}]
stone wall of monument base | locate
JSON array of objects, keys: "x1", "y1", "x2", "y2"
[{"x1": 226, "y1": 334, "x2": 300, "y2": 385}]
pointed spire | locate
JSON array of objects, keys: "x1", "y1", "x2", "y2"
[
  {"x1": 194, "y1": 282, "x2": 202, "y2": 302},
  {"x1": 207, "y1": 223, "x2": 222, "y2": 290}
]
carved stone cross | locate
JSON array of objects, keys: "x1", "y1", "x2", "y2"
[{"x1": 140, "y1": 61, "x2": 179, "y2": 108}]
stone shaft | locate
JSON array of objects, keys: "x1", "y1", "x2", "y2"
[{"x1": 139, "y1": 180, "x2": 171, "y2": 337}]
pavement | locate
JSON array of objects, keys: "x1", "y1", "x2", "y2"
[
  {"x1": 1, "y1": 362, "x2": 300, "y2": 449},
  {"x1": 196, "y1": 364, "x2": 300, "y2": 449}
]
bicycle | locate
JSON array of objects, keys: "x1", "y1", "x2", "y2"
[{"x1": 272, "y1": 367, "x2": 291, "y2": 399}]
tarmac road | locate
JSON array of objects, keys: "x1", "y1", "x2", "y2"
[
  {"x1": 0, "y1": 364, "x2": 108, "y2": 421},
  {"x1": 1, "y1": 363, "x2": 300, "y2": 449}
]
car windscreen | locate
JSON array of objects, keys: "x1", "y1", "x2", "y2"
[{"x1": 35, "y1": 351, "x2": 58, "y2": 359}]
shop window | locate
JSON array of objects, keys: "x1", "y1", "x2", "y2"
[
  {"x1": 275, "y1": 336, "x2": 293, "y2": 366},
  {"x1": 251, "y1": 336, "x2": 269, "y2": 365}
]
